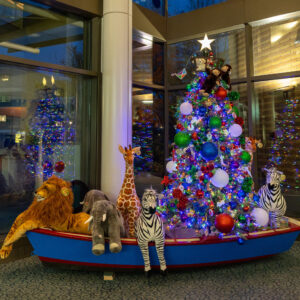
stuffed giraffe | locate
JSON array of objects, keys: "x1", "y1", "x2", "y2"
[{"x1": 117, "y1": 145, "x2": 141, "y2": 237}]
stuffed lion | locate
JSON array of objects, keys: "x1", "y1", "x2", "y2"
[{"x1": 0, "y1": 175, "x2": 90, "y2": 259}]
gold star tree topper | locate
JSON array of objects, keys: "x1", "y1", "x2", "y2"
[{"x1": 198, "y1": 34, "x2": 215, "y2": 51}]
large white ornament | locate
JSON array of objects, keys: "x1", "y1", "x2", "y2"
[
  {"x1": 251, "y1": 208, "x2": 269, "y2": 227},
  {"x1": 229, "y1": 124, "x2": 243, "y2": 137},
  {"x1": 180, "y1": 102, "x2": 193, "y2": 115},
  {"x1": 210, "y1": 168, "x2": 229, "y2": 188},
  {"x1": 166, "y1": 161, "x2": 177, "y2": 173}
]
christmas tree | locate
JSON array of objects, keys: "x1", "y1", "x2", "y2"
[
  {"x1": 25, "y1": 85, "x2": 70, "y2": 185},
  {"x1": 159, "y1": 36, "x2": 262, "y2": 238},
  {"x1": 267, "y1": 98, "x2": 300, "y2": 192}
]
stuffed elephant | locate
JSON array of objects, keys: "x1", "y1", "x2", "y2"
[
  {"x1": 81, "y1": 189, "x2": 109, "y2": 213},
  {"x1": 85, "y1": 200, "x2": 125, "y2": 255}
]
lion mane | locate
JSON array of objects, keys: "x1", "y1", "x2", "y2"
[
  {"x1": 25, "y1": 176, "x2": 75, "y2": 227},
  {"x1": 0, "y1": 175, "x2": 90, "y2": 259}
]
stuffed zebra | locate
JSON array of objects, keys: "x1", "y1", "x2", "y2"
[
  {"x1": 135, "y1": 189, "x2": 167, "y2": 276},
  {"x1": 258, "y1": 167, "x2": 286, "y2": 228}
]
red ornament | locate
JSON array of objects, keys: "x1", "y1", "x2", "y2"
[
  {"x1": 215, "y1": 87, "x2": 227, "y2": 100},
  {"x1": 208, "y1": 164, "x2": 214, "y2": 170},
  {"x1": 208, "y1": 172, "x2": 214, "y2": 178},
  {"x1": 196, "y1": 190, "x2": 204, "y2": 198},
  {"x1": 235, "y1": 117, "x2": 244, "y2": 126},
  {"x1": 243, "y1": 206, "x2": 250, "y2": 212},
  {"x1": 215, "y1": 213, "x2": 235, "y2": 233},
  {"x1": 220, "y1": 146, "x2": 226, "y2": 152},
  {"x1": 201, "y1": 166, "x2": 206, "y2": 173},
  {"x1": 177, "y1": 124, "x2": 184, "y2": 130},
  {"x1": 191, "y1": 132, "x2": 198, "y2": 140},
  {"x1": 221, "y1": 121, "x2": 226, "y2": 126},
  {"x1": 173, "y1": 189, "x2": 183, "y2": 199},
  {"x1": 199, "y1": 175, "x2": 205, "y2": 182},
  {"x1": 161, "y1": 176, "x2": 173, "y2": 186},
  {"x1": 54, "y1": 161, "x2": 65, "y2": 173}
]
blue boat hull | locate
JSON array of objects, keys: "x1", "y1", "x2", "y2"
[{"x1": 26, "y1": 218, "x2": 300, "y2": 270}]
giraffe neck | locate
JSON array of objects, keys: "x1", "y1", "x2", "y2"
[{"x1": 121, "y1": 162, "x2": 137, "y2": 193}]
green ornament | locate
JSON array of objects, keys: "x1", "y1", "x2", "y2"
[
  {"x1": 203, "y1": 179, "x2": 208, "y2": 183},
  {"x1": 221, "y1": 80, "x2": 229, "y2": 90},
  {"x1": 228, "y1": 91, "x2": 240, "y2": 101},
  {"x1": 242, "y1": 185, "x2": 252, "y2": 193},
  {"x1": 186, "y1": 84, "x2": 191, "y2": 91},
  {"x1": 219, "y1": 137, "x2": 225, "y2": 142},
  {"x1": 174, "y1": 132, "x2": 191, "y2": 148},
  {"x1": 240, "y1": 136, "x2": 245, "y2": 145},
  {"x1": 225, "y1": 104, "x2": 231, "y2": 110},
  {"x1": 232, "y1": 106, "x2": 239, "y2": 117},
  {"x1": 239, "y1": 215, "x2": 247, "y2": 223},
  {"x1": 209, "y1": 116, "x2": 222, "y2": 129},
  {"x1": 240, "y1": 151, "x2": 251, "y2": 164}
]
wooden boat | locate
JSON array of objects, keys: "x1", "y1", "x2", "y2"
[{"x1": 26, "y1": 218, "x2": 300, "y2": 270}]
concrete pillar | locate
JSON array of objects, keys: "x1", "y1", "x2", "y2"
[{"x1": 101, "y1": 0, "x2": 132, "y2": 201}]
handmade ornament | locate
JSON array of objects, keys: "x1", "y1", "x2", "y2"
[
  {"x1": 171, "y1": 68, "x2": 187, "y2": 80},
  {"x1": 229, "y1": 124, "x2": 243, "y2": 137},
  {"x1": 210, "y1": 168, "x2": 229, "y2": 188},
  {"x1": 174, "y1": 132, "x2": 191, "y2": 148},
  {"x1": 215, "y1": 213, "x2": 234, "y2": 233},
  {"x1": 220, "y1": 64, "x2": 232, "y2": 90},
  {"x1": 251, "y1": 208, "x2": 269, "y2": 227},
  {"x1": 200, "y1": 142, "x2": 218, "y2": 161}
]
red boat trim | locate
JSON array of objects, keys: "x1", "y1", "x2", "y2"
[
  {"x1": 38, "y1": 254, "x2": 276, "y2": 269},
  {"x1": 30, "y1": 219, "x2": 300, "y2": 246}
]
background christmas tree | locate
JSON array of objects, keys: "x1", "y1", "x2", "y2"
[
  {"x1": 25, "y1": 85, "x2": 70, "y2": 185},
  {"x1": 267, "y1": 98, "x2": 300, "y2": 192},
  {"x1": 159, "y1": 37, "x2": 261, "y2": 238}
]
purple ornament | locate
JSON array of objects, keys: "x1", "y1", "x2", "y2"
[{"x1": 230, "y1": 161, "x2": 240, "y2": 169}]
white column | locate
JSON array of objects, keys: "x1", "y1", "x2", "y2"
[{"x1": 101, "y1": 0, "x2": 132, "y2": 201}]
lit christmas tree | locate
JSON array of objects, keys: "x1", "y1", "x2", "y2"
[
  {"x1": 159, "y1": 36, "x2": 262, "y2": 239},
  {"x1": 267, "y1": 98, "x2": 300, "y2": 191},
  {"x1": 132, "y1": 106, "x2": 153, "y2": 173},
  {"x1": 25, "y1": 85, "x2": 71, "y2": 184}
]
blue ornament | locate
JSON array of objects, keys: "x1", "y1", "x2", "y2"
[
  {"x1": 200, "y1": 142, "x2": 218, "y2": 161},
  {"x1": 253, "y1": 194, "x2": 260, "y2": 202},
  {"x1": 238, "y1": 237, "x2": 244, "y2": 245},
  {"x1": 198, "y1": 106, "x2": 207, "y2": 116},
  {"x1": 238, "y1": 190, "x2": 246, "y2": 198},
  {"x1": 229, "y1": 201, "x2": 237, "y2": 209}
]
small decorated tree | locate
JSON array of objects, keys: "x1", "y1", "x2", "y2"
[
  {"x1": 159, "y1": 35, "x2": 263, "y2": 239},
  {"x1": 267, "y1": 99, "x2": 300, "y2": 192},
  {"x1": 25, "y1": 86, "x2": 70, "y2": 185}
]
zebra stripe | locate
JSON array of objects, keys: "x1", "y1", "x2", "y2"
[
  {"x1": 135, "y1": 189, "x2": 166, "y2": 272},
  {"x1": 258, "y1": 167, "x2": 286, "y2": 228}
]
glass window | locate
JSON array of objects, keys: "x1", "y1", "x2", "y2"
[
  {"x1": 168, "y1": 0, "x2": 227, "y2": 17},
  {"x1": 254, "y1": 78, "x2": 300, "y2": 194},
  {"x1": 0, "y1": 1, "x2": 88, "y2": 69},
  {"x1": 168, "y1": 29, "x2": 246, "y2": 86},
  {"x1": 133, "y1": 0, "x2": 165, "y2": 16},
  {"x1": 132, "y1": 87, "x2": 165, "y2": 195},
  {"x1": 0, "y1": 63, "x2": 87, "y2": 233},
  {"x1": 133, "y1": 33, "x2": 164, "y2": 85},
  {"x1": 252, "y1": 18, "x2": 300, "y2": 76}
]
